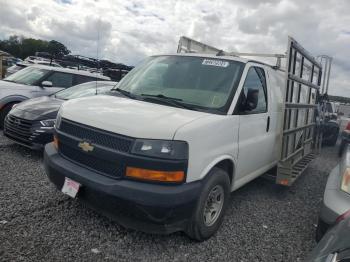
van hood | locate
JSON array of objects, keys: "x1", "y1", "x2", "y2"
[{"x1": 60, "y1": 95, "x2": 210, "y2": 139}]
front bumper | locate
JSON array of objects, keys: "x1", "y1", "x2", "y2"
[
  {"x1": 44, "y1": 143, "x2": 202, "y2": 234},
  {"x1": 319, "y1": 165, "x2": 350, "y2": 226},
  {"x1": 3, "y1": 115, "x2": 54, "y2": 150}
]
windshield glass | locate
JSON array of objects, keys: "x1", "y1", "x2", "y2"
[
  {"x1": 115, "y1": 56, "x2": 244, "y2": 113},
  {"x1": 4, "y1": 66, "x2": 49, "y2": 85},
  {"x1": 55, "y1": 81, "x2": 116, "y2": 100}
]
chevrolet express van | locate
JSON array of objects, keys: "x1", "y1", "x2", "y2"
[{"x1": 44, "y1": 37, "x2": 325, "y2": 240}]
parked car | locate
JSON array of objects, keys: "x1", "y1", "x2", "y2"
[
  {"x1": 306, "y1": 213, "x2": 350, "y2": 262},
  {"x1": 5, "y1": 62, "x2": 29, "y2": 77},
  {"x1": 321, "y1": 101, "x2": 340, "y2": 146},
  {"x1": 0, "y1": 65, "x2": 110, "y2": 128},
  {"x1": 3, "y1": 81, "x2": 116, "y2": 150},
  {"x1": 339, "y1": 122, "x2": 350, "y2": 156},
  {"x1": 5, "y1": 61, "x2": 62, "y2": 78},
  {"x1": 316, "y1": 147, "x2": 350, "y2": 241}
]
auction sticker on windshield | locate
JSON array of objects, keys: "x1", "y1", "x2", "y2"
[
  {"x1": 202, "y1": 59, "x2": 229, "y2": 67},
  {"x1": 61, "y1": 177, "x2": 80, "y2": 198}
]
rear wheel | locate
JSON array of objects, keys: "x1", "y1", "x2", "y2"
[
  {"x1": 0, "y1": 103, "x2": 16, "y2": 129},
  {"x1": 185, "y1": 168, "x2": 230, "y2": 241}
]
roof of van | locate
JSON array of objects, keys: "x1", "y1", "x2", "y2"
[
  {"x1": 29, "y1": 64, "x2": 111, "y2": 80},
  {"x1": 155, "y1": 53, "x2": 280, "y2": 69}
]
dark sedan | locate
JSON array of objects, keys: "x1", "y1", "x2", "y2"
[{"x1": 3, "y1": 81, "x2": 117, "y2": 149}]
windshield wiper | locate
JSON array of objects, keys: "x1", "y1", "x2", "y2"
[
  {"x1": 110, "y1": 88, "x2": 136, "y2": 99},
  {"x1": 140, "y1": 94, "x2": 195, "y2": 110}
]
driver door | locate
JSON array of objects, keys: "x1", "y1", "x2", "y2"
[{"x1": 236, "y1": 65, "x2": 275, "y2": 181}]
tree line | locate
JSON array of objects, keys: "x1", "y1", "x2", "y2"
[{"x1": 0, "y1": 35, "x2": 71, "y2": 59}]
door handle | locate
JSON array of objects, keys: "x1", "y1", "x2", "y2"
[{"x1": 266, "y1": 116, "x2": 270, "y2": 132}]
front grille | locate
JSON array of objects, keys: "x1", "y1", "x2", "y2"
[
  {"x1": 59, "y1": 119, "x2": 133, "y2": 153},
  {"x1": 59, "y1": 145, "x2": 123, "y2": 178},
  {"x1": 4, "y1": 115, "x2": 34, "y2": 145}
]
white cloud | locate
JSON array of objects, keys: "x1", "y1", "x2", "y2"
[{"x1": 0, "y1": 0, "x2": 349, "y2": 96}]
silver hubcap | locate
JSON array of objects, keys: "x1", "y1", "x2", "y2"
[{"x1": 203, "y1": 185, "x2": 224, "y2": 227}]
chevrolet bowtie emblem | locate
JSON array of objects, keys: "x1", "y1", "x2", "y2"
[{"x1": 78, "y1": 141, "x2": 94, "y2": 152}]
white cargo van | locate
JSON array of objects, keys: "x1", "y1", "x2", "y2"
[{"x1": 44, "y1": 37, "x2": 326, "y2": 240}]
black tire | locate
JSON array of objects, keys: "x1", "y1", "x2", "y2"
[
  {"x1": 0, "y1": 103, "x2": 15, "y2": 129},
  {"x1": 185, "y1": 167, "x2": 230, "y2": 241},
  {"x1": 316, "y1": 218, "x2": 329, "y2": 242}
]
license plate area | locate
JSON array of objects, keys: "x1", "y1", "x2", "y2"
[{"x1": 61, "y1": 177, "x2": 80, "y2": 198}]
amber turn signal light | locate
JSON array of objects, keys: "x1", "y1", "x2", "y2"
[
  {"x1": 126, "y1": 167, "x2": 185, "y2": 182},
  {"x1": 53, "y1": 135, "x2": 59, "y2": 149}
]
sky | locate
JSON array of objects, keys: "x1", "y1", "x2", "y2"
[{"x1": 0, "y1": 0, "x2": 349, "y2": 96}]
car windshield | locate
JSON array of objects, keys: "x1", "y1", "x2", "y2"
[
  {"x1": 54, "y1": 81, "x2": 116, "y2": 100},
  {"x1": 114, "y1": 55, "x2": 244, "y2": 113},
  {"x1": 4, "y1": 66, "x2": 50, "y2": 85}
]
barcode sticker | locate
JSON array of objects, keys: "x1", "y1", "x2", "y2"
[{"x1": 202, "y1": 59, "x2": 229, "y2": 67}]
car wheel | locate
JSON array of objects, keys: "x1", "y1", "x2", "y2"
[
  {"x1": 185, "y1": 167, "x2": 230, "y2": 241},
  {"x1": 0, "y1": 103, "x2": 15, "y2": 129}
]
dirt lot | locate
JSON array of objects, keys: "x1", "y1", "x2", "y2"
[{"x1": 0, "y1": 131, "x2": 340, "y2": 262}]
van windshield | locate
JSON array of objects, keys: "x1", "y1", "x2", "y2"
[{"x1": 114, "y1": 56, "x2": 244, "y2": 113}]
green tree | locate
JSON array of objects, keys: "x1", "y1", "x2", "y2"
[
  {"x1": 0, "y1": 35, "x2": 71, "y2": 59},
  {"x1": 47, "y1": 40, "x2": 70, "y2": 59}
]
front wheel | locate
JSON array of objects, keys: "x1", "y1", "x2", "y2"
[{"x1": 185, "y1": 168, "x2": 230, "y2": 241}]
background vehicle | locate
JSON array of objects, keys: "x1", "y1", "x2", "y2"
[
  {"x1": 44, "y1": 36, "x2": 329, "y2": 241},
  {"x1": 306, "y1": 213, "x2": 350, "y2": 262},
  {"x1": 0, "y1": 65, "x2": 110, "y2": 128},
  {"x1": 3, "y1": 81, "x2": 116, "y2": 149},
  {"x1": 316, "y1": 147, "x2": 350, "y2": 241},
  {"x1": 5, "y1": 61, "x2": 62, "y2": 78},
  {"x1": 339, "y1": 122, "x2": 350, "y2": 156},
  {"x1": 321, "y1": 101, "x2": 340, "y2": 146}
]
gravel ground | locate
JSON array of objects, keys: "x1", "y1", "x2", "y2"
[{"x1": 0, "y1": 131, "x2": 340, "y2": 262}]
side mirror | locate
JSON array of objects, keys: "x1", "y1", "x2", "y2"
[
  {"x1": 245, "y1": 88, "x2": 259, "y2": 111},
  {"x1": 41, "y1": 81, "x2": 53, "y2": 88}
]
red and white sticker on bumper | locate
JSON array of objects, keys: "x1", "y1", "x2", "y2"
[{"x1": 61, "y1": 177, "x2": 80, "y2": 198}]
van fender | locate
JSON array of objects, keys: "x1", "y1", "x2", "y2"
[{"x1": 199, "y1": 155, "x2": 236, "y2": 186}]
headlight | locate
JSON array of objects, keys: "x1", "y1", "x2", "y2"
[
  {"x1": 131, "y1": 139, "x2": 188, "y2": 160},
  {"x1": 40, "y1": 119, "x2": 56, "y2": 127},
  {"x1": 341, "y1": 168, "x2": 350, "y2": 194},
  {"x1": 55, "y1": 109, "x2": 62, "y2": 129}
]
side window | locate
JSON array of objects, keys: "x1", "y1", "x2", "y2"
[
  {"x1": 45, "y1": 72, "x2": 73, "y2": 88},
  {"x1": 74, "y1": 75, "x2": 95, "y2": 85},
  {"x1": 238, "y1": 67, "x2": 267, "y2": 114}
]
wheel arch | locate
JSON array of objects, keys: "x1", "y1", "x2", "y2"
[
  {"x1": 0, "y1": 95, "x2": 28, "y2": 110},
  {"x1": 200, "y1": 156, "x2": 236, "y2": 188}
]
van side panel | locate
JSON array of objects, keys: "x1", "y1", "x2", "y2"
[{"x1": 174, "y1": 115, "x2": 239, "y2": 184}]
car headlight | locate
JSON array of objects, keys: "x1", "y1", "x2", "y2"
[
  {"x1": 55, "y1": 108, "x2": 62, "y2": 129},
  {"x1": 131, "y1": 139, "x2": 188, "y2": 160},
  {"x1": 40, "y1": 119, "x2": 56, "y2": 127},
  {"x1": 341, "y1": 167, "x2": 350, "y2": 194}
]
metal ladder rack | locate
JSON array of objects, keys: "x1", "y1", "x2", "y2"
[
  {"x1": 177, "y1": 36, "x2": 286, "y2": 69},
  {"x1": 276, "y1": 37, "x2": 323, "y2": 186}
]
